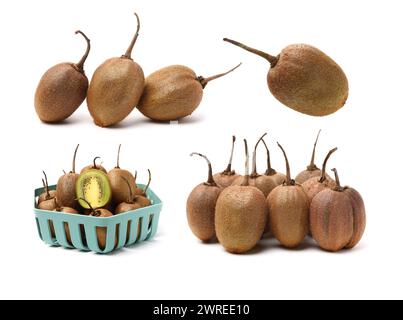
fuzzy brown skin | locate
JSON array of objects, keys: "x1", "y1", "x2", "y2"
[
  {"x1": 138, "y1": 65, "x2": 204, "y2": 121},
  {"x1": 295, "y1": 169, "x2": 321, "y2": 184},
  {"x1": 56, "y1": 173, "x2": 79, "y2": 209},
  {"x1": 107, "y1": 169, "x2": 136, "y2": 205},
  {"x1": 38, "y1": 199, "x2": 57, "y2": 211},
  {"x1": 115, "y1": 202, "x2": 141, "y2": 214},
  {"x1": 186, "y1": 183, "x2": 222, "y2": 242},
  {"x1": 213, "y1": 173, "x2": 240, "y2": 188},
  {"x1": 89, "y1": 209, "x2": 114, "y2": 250},
  {"x1": 344, "y1": 188, "x2": 366, "y2": 249},
  {"x1": 215, "y1": 186, "x2": 267, "y2": 253},
  {"x1": 35, "y1": 63, "x2": 88, "y2": 123},
  {"x1": 310, "y1": 189, "x2": 354, "y2": 252},
  {"x1": 302, "y1": 176, "x2": 336, "y2": 202},
  {"x1": 136, "y1": 196, "x2": 151, "y2": 208},
  {"x1": 268, "y1": 185, "x2": 309, "y2": 248},
  {"x1": 87, "y1": 58, "x2": 145, "y2": 127},
  {"x1": 81, "y1": 164, "x2": 107, "y2": 174},
  {"x1": 54, "y1": 207, "x2": 80, "y2": 245},
  {"x1": 232, "y1": 175, "x2": 277, "y2": 198},
  {"x1": 38, "y1": 190, "x2": 57, "y2": 205},
  {"x1": 269, "y1": 172, "x2": 286, "y2": 185},
  {"x1": 268, "y1": 44, "x2": 348, "y2": 116}
]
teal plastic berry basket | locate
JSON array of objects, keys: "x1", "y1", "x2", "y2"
[{"x1": 34, "y1": 184, "x2": 163, "y2": 254}]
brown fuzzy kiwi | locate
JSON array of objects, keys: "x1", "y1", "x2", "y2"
[
  {"x1": 310, "y1": 168, "x2": 365, "y2": 252},
  {"x1": 215, "y1": 140, "x2": 267, "y2": 253},
  {"x1": 81, "y1": 157, "x2": 107, "y2": 174},
  {"x1": 261, "y1": 139, "x2": 286, "y2": 185},
  {"x1": 232, "y1": 133, "x2": 277, "y2": 197},
  {"x1": 79, "y1": 198, "x2": 114, "y2": 250},
  {"x1": 267, "y1": 143, "x2": 309, "y2": 248},
  {"x1": 138, "y1": 63, "x2": 241, "y2": 121},
  {"x1": 213, "y1": 136, "x2": 240, "y2": 188},
  {"x1": 186, "y1": 153, "x2": 222, "y2": 242},
  {"x1": 302, "y1": 147, "x2": 337, "y2": 202},
  {"x1": 38, "y1": 195, "x2": 58, "y2": 211},
  {"x1": 38, "y1": 171, "x2": 57, "y2": 205},
  {"x1": 35, "y1": 31, "x2": 90, "y2": 123},
  {"x1": 223, "y1": 38, "x2": 348, "y2": 116},
  {"x1": 107, "y1": 144, "x2": 136, "y2": 205},
  {"x1": 115, "y1": 177, "x2": 145, "y2": 214},
  {"x1": 87, "y1": 13, "x2": 145, "y2": 127},
  {"x1": 53, "y1": 204, "x2": 80, "y2": 245},
  {"x1": 56, "y1": 144, "x2": 80, "y2": 209},
  {"x1": 295, "y1": 130, "x2": 330, "y2": 184},
  {"x1": 133, "y1": 169, "x2": 152, "y2": 207}
]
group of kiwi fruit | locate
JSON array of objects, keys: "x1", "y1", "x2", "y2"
[
  {"x1": 36, "y1": 144, "x2": 154, "y2": 249},
  {"x1": 34, "y1": 12, "x2": 241, "y2": 126},
  {"x1": 35, "y1": 11, "x2": 349, "y2": 126},
  {"x1": 186, "y1": 132, "x2": 365, "y2": 253}
]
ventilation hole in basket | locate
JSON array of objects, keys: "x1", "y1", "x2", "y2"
[
  {"x1": 63, "y1": 222, "x2": 72, "y2": 245},
  {"x1": 136, "y1": 217, "x2": 143, "y2": 241},
  {"x1": 36, "y1": 218, "x2": 43, "y2": 240},
  {"x1": 48, "y1": 220, "x2": 56, "y2": 239},
  {"x1": 80, "y1": 224, "x2": 87, "y2": 246},
  {"x1": 148, "y1": 215, "x2": 154, "y2": 230},
  {"x1": 126, "y1": 220, "x2": 132, "y2": 244}
]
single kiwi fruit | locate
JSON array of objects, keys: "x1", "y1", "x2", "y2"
[
  {"x1": 295, "y1": 130, "x2": 330, "y2": 184},
  {"x1": 186, "y1": 153, "x2": 222, "y2": 242},
  {"x1": 35, "y1": 31, "x2": 90, "y2": 123},
  {"x1": 38, "y1": 171, "x2": 57, "y2": 205},
  {"x1": 87, "y1": 12, "x2": 145, "y2": 127},
  {"x1": 310, "y1": 168, "x2": 365, "y2": 252},
  {"x1": 78, "y1": 198, "x2": 114, "y2": 250},
  {"x1": 232, "y1": 133, "x2": 277, "y2": 197},
  {"x1": 56, "y1": 144, "x2": 80, "y2": 209},
  {"x1": 223, "y1": 38, "x2": 348, "y2": 116},
  {"x1": 81, "y1": 157, "x2": 107, "y2": 174},
  {"x1": 107, "y1": 144, "x2": 136, "y2": 205},
  {"x1": 213, "y1": 136, "x2": 240, "y2": 188},
  {"x1": 115, "y1": 177, "x2": 144, "y2": 214},
  {"x1": 133, "y1": 169, "x2": 152, "y2": 207},
  {"x1": 137, "y1": 63, "x2": 241, "y2": 121},
  {"x1": 215, "y1": 139, "x2": 267, "y2": 254},
  {"x1": 302, "y1": 147, "x2": 338, "y2": 203},
  {"x1": 76, "y1": 169, "x2": 112, "y2": 210},
  {"x1": 267, "y1": 143, "x2": 310, "y2": 248},
  {"x1": 261, "y1": 139, "x2": 286, "y2": 185},
  {"x1": 53, "y1": 203, "x2": 80, "y2": 245},
  {"x1": 38, "y1": 193, "x2": 58, "y2": 211}
]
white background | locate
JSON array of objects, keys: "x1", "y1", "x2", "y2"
[{"x1": 0, "y1": 0, "x2": 402, "y2": 300}]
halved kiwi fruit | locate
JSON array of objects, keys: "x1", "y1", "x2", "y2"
[{"x1": 76, "y1": 169, "x2": 111, "y2": 209}]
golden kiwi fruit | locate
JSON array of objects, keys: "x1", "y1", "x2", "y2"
[
  {"x1": 223, "y1": 38, "x2": 348, "y2": 116},
  {"x1": 213, "y1": 136, "x2": 240, "y2": 188},
  {"x1": 310, "y1": 168, "x2": 366, "y2": 252},
  {"x1": 267, "y1": 143, "x2": 309, "y2": 248},
  {"x1": 186, "y1": 153, "x2": 222, "y2": 242},
  {"x1": 35, "y1": 31, "x2": 90, "y2": 123},
  {"x1": 215, "y1": 140, "x2": 267, "y2": 254},
  {"x1": 302, "y1": 147, "x2": 338, "y2": 202},
  {"x1": 87, "y1": 13, "x2": 145, "y2": 127},
  {"x1": 137, "y1": 63, "x2": 241, "y2": 121}
]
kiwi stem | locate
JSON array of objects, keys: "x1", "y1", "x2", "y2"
[
  {"x1": 277, "y1": 142, "x2": 293, "y2": 186},
  {"x1": 331, "y1": 168, "x2": 343, "y2": 192},
  {"x1": 77, "y1": 197, "x2": 98, "y2": 215},
  {"x1": 63, "y1": 170, "x2": 67, "y2": 175},
  {"x1": 190, "y1": 153, "x2": 217, "y2": 186},
  {"x1": 120, "y1": 176, "x2": 134, "y2": 203},
  {"x1": 72, "y1": 144, "x2": 79, "y2": 173},
  {"x1": 240, "y1": 139, "x2": 250, "y2": 186},
  {"x1": 75, "y1": 30, "x2": 91, "y2": 72},
  {"x1": 144, "y1": 169, "x2": 151, "y2": 194},
  {"x1": 261, "y1": 139, "x2": 276, "y2": 176},
  {"x1": 251, "y1": 133, "x2": 268, "y2": 176},
  {"x1": 319, "y1": 148, "x2": 338, "y2": 183},
  {"x1": 198, "y1": 63, "x2": 242, "y2": 89},
  {"x1": 116, "y1": 144, "x2": 122, "y2": 168},
  {"x1": 92, "y1": 157, "x2": 101, "y2": 169},
  {"x1": 223, "y1": 135, "x2": 236, "y2": 175},
  {"x1": 123, "y1": 12, "x2": 140, "y2": 59},
  {"x1": 42, "y1": 171, "x2": 50, "y2": 197},
  {"x1": 223, "y1": 38, "x2": 279, "y2": 67},
  {"x1": 307, "y1": 130, "x2": 321, "y2": 171}
]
